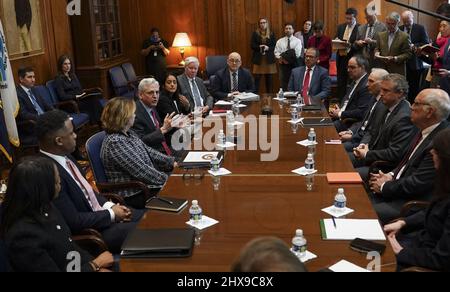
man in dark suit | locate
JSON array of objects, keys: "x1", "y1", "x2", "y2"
[
  {"x1": 340, "y1": 68, "x2": 389, "y2": 152},
  {"x1": 400, "y1": 11, "x2": 430, "y2": 103},
  {"x1": 16, "y1": 67, "x2": 53, "y2": 145},
  {"x1": 353, "y1": 74, "x2": 418, "y2": 180},
  {"x1": 36, "y1": 110, "x2": 145, "y2": 253},
  {"x1": 132, "y1": 78, "x2": 175, "y2": 156},
  {"x1": 335, "y1": 8, "x2": 360, "y2": 100},
  {"x1": 211, "y1": 52, "x2": 256, "y2": 101},
  {"x1": 330, "y1": 55, "x2": 374, "y2": 132},
  {"x1": 369, "y1": 88, "x2": 450, "y2": 223},
  {"x1": 288, "y1": 47, "x2": 331, "y2": 105},
  {"x1": 177, "y1": 57, "x2": 214, "y2": 115}
]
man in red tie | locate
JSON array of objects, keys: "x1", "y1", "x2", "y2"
[{"x1": 288, "y1": 48, "x2": 331, "y2": 105}]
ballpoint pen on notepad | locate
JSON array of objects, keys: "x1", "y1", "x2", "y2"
[
  {"x1": 158, "y1": 197, "x2": 174, "y2": 205},
  {"x1": 332, "y1": 217, "x2": 337, "y2": 229}
]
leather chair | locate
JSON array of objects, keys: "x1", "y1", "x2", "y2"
[
  {"x1": 204, "y1": 55, "x2": 228, "y2": 89},
  {"x1": 46, "y1": 80, "x2": 107, "y2": 109},
  {"x1": 121, "y1": 63, "x2": 152, "y2": 88},
  {"x1": 108, "y1": 66, "x2": 136, "y2": 99}
]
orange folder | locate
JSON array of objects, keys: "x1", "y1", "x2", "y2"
[{"x1": 327, "y1": 173, "x2": 363, "y2": 184}]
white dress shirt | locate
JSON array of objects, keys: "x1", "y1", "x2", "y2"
[{"x1": 274, "y1": 36, "x2": 303, "y2": 59}]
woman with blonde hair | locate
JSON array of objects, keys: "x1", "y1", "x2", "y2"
[{"x1": 100, "y1": 97, "x2": 176, "y2": 209}]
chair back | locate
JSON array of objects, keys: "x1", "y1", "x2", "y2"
[
  {"x1": 33, "y1": 85, "x2": 57, "y2": 106},
  {"x1": 45, "y1": 80, "x2": 60, "y2": 102},
  {"x1": 121, "y1": 63, "x2": 137, "y2": 83},
  {"x1": 85, "y1": 131, "x2": 108, "y2": 184},
  {"x1": 109, "y1": 66, "x2": 130, "y2": 96},
  {"x1": 205, "y1": 55, "x2": 227, "y2": 78}
]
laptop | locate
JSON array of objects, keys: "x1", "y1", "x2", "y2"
[{"x1": 121, "y1": 228, "x2": 195, "y2": 258}]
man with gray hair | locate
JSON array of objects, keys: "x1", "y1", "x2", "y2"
[
  {"x1": 132, "y1": 78, "x2": 175, "y2": 155},
  {"x1": 177, "y1": 56, "x2": 214, "y2": 115},
  {"x1": 374, "y1": 12, "x2": 412, "y2": 76},
  {"x1": 369, "y1": 88, "x2": 450, "y2": 223}
]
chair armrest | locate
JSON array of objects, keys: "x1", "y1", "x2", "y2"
[
  {"x1": 400, "y1": 201, "x2": 430, "y2": 218},
  {"x1": 100, "y1": 192, "x2": 126, "y2": 205},
  {"x1": 72, "y1": 234, "x2": 109, "y2": 257},
  {"x1": 84, "y1": 87, "x2": 103, "y2": 94},
  {"x1": 401, "y1": 266, "x2": 437, "y2": 272},
  {"x1": 55, "y1": 100, "x2": 81, "y2": 113},
  {"x1": 342, "y1": 118, "x2": 358, "y2": 128}
]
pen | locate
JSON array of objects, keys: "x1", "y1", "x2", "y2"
[
  {"x1": 332, "y1": 217, "x2": 337, "y2": 229},
  {"x1": 320, "y1": 119, "x2": 326, "y2": 123},
  {"x1": 159, "y1": 197, "x2": 174, "y2": 205}
]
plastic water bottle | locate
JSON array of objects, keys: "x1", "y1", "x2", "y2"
[
  {"x1": 189, "y1": 200, "x2": 203, "y2": 224},
  {"x1": 308, "y1": 128, "x2": 317, "y2": 143},
  {"x1": 291, "y1": 107, "x2": 299, "y2": 121},
  {"x1": 210, "y1": 157, "x2": 220, "y2": 172},
  {"x1": 218, "y1": 130, "x2": 226, "y2": 146},
  {"x1": 334, "y1": 188, "x2": 347, "y2": 213},
  {"x1": 297, "y1": 94, "x2": 304, "y2": 107},
  {"x1": 292, "y1": 229, "x2": 307, "y2": 258},
  {"x1": 305, "y1": 154, "x2": 315, "y2": 170},
  {"x1": 278, "y1": 88, "x2": 284, "y2": 100},
  {"x1": 227, "y1": 111, "x2": 235, "y2": 125}
]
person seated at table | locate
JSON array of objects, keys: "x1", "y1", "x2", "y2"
[
  {"x1": 384, "y1": 129, "x2": 450, "y2": 271},
  {"x1": 101, "y1": 97, "x2": 176, "y2": 208},
  {"x1": 231, "y1": 237, "x2": 308, "y2": 272},
  {"x1": 288, "y1": 47, "x2": 331, "y2": 105},
  {"x1": 54, "y1": 55, "x2": 103, "y2": 124},
  {"x1": 157, "y1": 74, "x2": 191, "y2": 118},
  {"x1": 0, "y1": 156, "x2": 114, "y2": 272},
  {"x1": 210, "y1": 52, "x2": 256, "y2": 101}
]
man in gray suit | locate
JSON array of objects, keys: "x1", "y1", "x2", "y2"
[
  {"x1": 354, "y1": 9, "x2": 387, "y2": 69},
  {"x1": 288, "y1": 47, "x2": 331, "y2": 105},
  {"x1": 369, "y1": 88, "x2": 450, "y2": 223},
  {"x1": 177, "y1": 57, "x2": 214, "y2": 115}
]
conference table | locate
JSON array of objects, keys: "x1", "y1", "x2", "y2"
[{"x1": 121, "y1": 96, "x2": 396, "y2": 272}]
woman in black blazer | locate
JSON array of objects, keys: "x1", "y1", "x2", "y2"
[
  {"x1": 251, "y1": 18, "x2": 277, "y2": 93},
  {"x1": 384, "y1": 129, "x2": 450, "y2": 271},
  {"x1": 157, "y1": 74, "x2": 191, "y2": 118},
  {"x1": 0, "y1": 157, "x2": 113, "y2": 272},
  {"x1": 54, "y1": 55, "x2": 103, "y2": 124}
]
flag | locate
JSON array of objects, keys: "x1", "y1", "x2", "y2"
[
  {"x1": 366, "y1": 0, "x2": 381, "y2": 16},
  {"x1": 0, "y1": 18, "x2": 20, "y2": 163}
]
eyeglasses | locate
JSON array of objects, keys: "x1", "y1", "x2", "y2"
[
  {"x1": 228, "y1": 59, "x2": 241, "y2": 64},
  {"x1": 412, "y1": 101, "x2": 431, "y2": 107},
  {"x1": 145, "y1": 91, "x2": 160, "y2": 96}
]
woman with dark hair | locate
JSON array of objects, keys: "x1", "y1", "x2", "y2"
[
  {"x1": 156, "y1": 74, "x2": 191, "y2": 118},
  {"x1": 250, "y1": 18, "x2": 277, "y2": 93},
  {"x1": 384, "y1": 128, "x2": 450, "y2": 271},
  {"x1": 0, "y1": 157, "x2": 113, "y2": 272},
  {"x1": 307, "y1": 21, "x2": 332, "y2": 70},
  {"x1": 141, "y1": 28, "x2": 170, "y2": 84},
  {"x1": 295, "y1": 20, "x2": 313, "y2": 52},
  {"x1": 54, "y1": 54, "x2": 104, "y2": 123}
]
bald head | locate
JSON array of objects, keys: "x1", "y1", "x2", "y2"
[
  {"x1": 228, "y1": 52, "x2": 242, "y2": 72},
  {"x1": 368, "y1": 68, "x2": 389, "y2": 96},
  {"x1": 411, "y1": 89, "x2": 450, "y2": 129},
  {"x1": 402, "y1": 10, "x2": 414, "y2": 27}
]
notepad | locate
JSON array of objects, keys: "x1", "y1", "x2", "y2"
[
  {"x1": 327, "y1": 172, "x2": 363, "y2": 184},
  {"x1": 329, "y1": 260, "x2": 370, "y2": 272},
  {"x1": 320, "y1": 219, "x2": 386, "y2": 241},
  {"x1": 145, "y1": 196, "x2": 188, "y2": 213}
]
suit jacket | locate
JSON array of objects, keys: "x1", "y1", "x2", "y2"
[
  {"x1": 251, "y1": 31, "x2": 277, "y2": 65},
  {"x1": 156, "y1": 90, "x2": 191, "y2": 118},
  {"x1": 365, "y1": 99, "x2": 418, "y2": 165},
  {"x1": 340, "y1": 74, "x2": 373, "y2": 121},
  {"x1": 381, "y1": 122, "x2": 449, "y2": 201},
  {"x1": 177, "y1": 74, "x2": 214, "y2": 111},
  {"x1": 356, "y1": 100, "x2": 389, "y2": 145},
  {"x1": 210, "y1": 67, "x2": 256, "y2": 101},
  {"x1": 16, "y1": 86, "x2": 53, "y2": 122},
  {"x1": 375, "y1": 30, "x2": 413, "y2": 76},
  {"x1": 4, "y1": 206, "x2": 94, "y2": 272},
  {"x1": 307, "y1": 35, "x2": 332, "y2": 70},
  {"x1": 287, "y1": 66, "x2": 331, "y2": 104},
  {"x1": 399, "y1": 24, "x2": 430, "y2": 70},
  {"x1": 132, "y1": 100, "x2": 165, "y2": 151},
  {"x1": 397, "y1": 196, "x2": 450, "y2": 271},
  {"x1": 354, "y1": 21, "x2": 387, "y2": 66}
]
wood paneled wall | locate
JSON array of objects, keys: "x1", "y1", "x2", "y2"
[{"x1": 1, "y1": 0, "x2": 73, "y2": 85}]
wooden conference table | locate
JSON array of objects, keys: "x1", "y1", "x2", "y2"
[{"x1": 121, "y1": 97, "x2": 396, "y2": 272}]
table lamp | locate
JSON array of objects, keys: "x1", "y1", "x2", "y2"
[{"x1": 172, "y1": 33, "x2": 192, "y2": 66}]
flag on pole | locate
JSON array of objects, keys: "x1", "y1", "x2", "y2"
[{"x1": 0, "y1": 18, "x2": 20, "y2": 163}]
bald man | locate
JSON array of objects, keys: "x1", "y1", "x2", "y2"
[{"x1": 211, "y1": 52, "x2": 256, "y2": 101}]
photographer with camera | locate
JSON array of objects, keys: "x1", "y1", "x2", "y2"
[{"x1": 141, "y1": 28, "x2": 170, "y2": 84}]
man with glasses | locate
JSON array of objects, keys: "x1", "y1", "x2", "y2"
[
  {"x1": 132, "y1": 78, "x2": 175, "y2": 156},
  {"x1": 211, "y1": 52, "x2": 256, "y2": 101},
  {"x1": 369, "y1": 88, "x2": 450, "y2": 223},
  {"x1": 288, "y1": 47, "x2": 331, "y2": 105}
]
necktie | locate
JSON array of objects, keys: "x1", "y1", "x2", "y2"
[
  {"x1": 394, "y1": 132, "x2": 423, "y2": 178},
  {"x1": 190, "y1": 79, "x2": 203, "y2": 108},
  {"x1": 360, "y1": 101, "x2": 378, "y2": 132},
  {"x1": 66, "y1": 159, "x2": 104, "y2": 212},
  {"x1": 232, "y1": 72, "x2": 238, "y2": 92},
  {"x1": 367, "y1": 25, "x2": 374, "y2": 39},
  {"x1": 302, "y1": 69, "x2": 312, "y2": 105},
  {"x1": 287, "y1": 38, "x2": 291, "y2": 50},
  {"x1": 151, "y1": 110, "x2": 173, "y2": 156},
  {"x1": 388, "y1": 33, "x2": 395, "y2": 50},
  {"x1": 28, "y1": 90, "x2": 44, "y2": 115}
]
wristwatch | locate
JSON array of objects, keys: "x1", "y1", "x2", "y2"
[{"x1": 90, "y1": 261, "x2": 101, "y2": 272}]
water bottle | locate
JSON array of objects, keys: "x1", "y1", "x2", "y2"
[
  {"x1": 334, "y1": 188, "x2": 347, "y2": 213},
  {"x1": 227, "y1": 111, "x2": 235, "y2": 125},
  {"x1": 305, "y1": 175, "x2": 314, "y2": 191},
  {"x1": 308, "y1": 128, "x2": 317, "y2": 143},
  {"x1": 210, "y1": 157, "x2": 220, "y2": 172},
  {"x1": 291, "y1": 107, "x2": 299, "y2": 121},
  {"x1": 305, "y1": 154, "x2": 315, "y2": 170},
  {"x1": 217, "y1": 130, "x2": 226, "y2": 146},
  {"x1": 297, "y1": 94, "x2": 304, "y2": 107},
  {"x1": 278, "y1": 88, "x2": 284, "y2": 100},
  {"x1": 189, "y1": 200, "x2": 203, "y2": 224},
  {"x1": 292, "y1": 229, "x2": 307, "y2": 258}
]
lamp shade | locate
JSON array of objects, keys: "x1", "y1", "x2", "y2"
[{"x1": 172, "y1": 33, "x2": 192, "y2": 47}]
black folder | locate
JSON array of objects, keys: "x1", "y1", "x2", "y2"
[
  {"x1": 301, "y1": 117, "x2": 334, "y2": 127},
  {"x1": 121, "y1": 228, "x2": 195, "y2": 258},
  {"x1": 178, "y1": 151, "x2": 224, "y2": 169}
]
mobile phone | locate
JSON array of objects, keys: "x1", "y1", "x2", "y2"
[{"x1": 350, "y1": 238, "x2": 386, "y2": 254}]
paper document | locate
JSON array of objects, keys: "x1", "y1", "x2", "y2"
[
  {"x1": 292, "y1": 167, "x2": 318, "y2": 176},
  {"x1": 183, "y1": 152, "x2": 220, "y2": 163},
  {"x1": 297, "y1": 140, "x2": 319, "y2": 147},
  {"x1": 236, "y1": 92, "x2": 260, "y2": 101},
  {"x1": 329, "y1": 260, "x2": 370, "y2": 272},
  {"x1": 215, "y1": 100, "x2": 234, "y2": 106},
  {"x1": 332, "y1": 39, "x2": 349, "y2": 50},
  {"x1": 322, "y1": 206, "x2": 355, "y2": 218},
  {"x1": 320, "y1": 219, "x2": 386, "y2": 241},
  {"x1": 186, "y1": 215, "x2": 219, "y2": 230},
  {"x1": 208, "y1": 168, "x2": 232, "y2": 177}
]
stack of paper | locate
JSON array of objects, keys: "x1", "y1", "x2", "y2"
[
  {"x1": 297, "y1": 140, "x2": 319, "y2": 147},
  {"x1": 236, "y1": 93, "x2": 260, "y2": 101},
  {"x1": 292, "y1": 167, "x2": 318, "y2": 176},
  {"x1": 320, "y1": 219, "x2": 386, "y2": 241},
  {"x1": 215, "y1": 100, "x2": 234, "y2": 106}
]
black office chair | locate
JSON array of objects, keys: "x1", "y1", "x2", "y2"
[{"x1": 204, "y1": 55, "x2": 228, "y2": 89}]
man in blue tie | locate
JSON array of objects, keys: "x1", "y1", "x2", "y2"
[{"x1": 16, "y1": 67, "x2": 53, "y2": 145}]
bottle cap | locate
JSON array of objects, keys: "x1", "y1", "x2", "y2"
[
  {"x1": 338, "y1": 188, "x2": 344, "y2": 194},
  {"x1": 192, "y1": 200, "x2": 198, "y2": 206},
  {"x1": 307, "y1": 154, "x2": 313, "y2": 159},
  {"x1": 296, "y1": 229, "x2": 304, "y2": 236}
]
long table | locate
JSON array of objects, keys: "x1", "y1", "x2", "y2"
[{"x1": 121, "y1": 98, "x2": 396, "y2": 272}]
